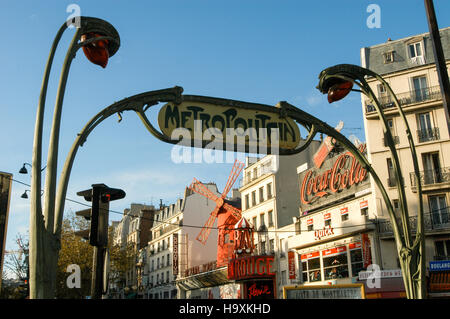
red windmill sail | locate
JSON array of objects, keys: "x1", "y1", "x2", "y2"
[{"x1": 189, "y1": 159, "x2": 245, "y2": 267}]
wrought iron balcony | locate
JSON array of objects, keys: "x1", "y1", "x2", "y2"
[
  {"x1": 417, "y1": 127, "x2": 440, "y2": 143},
  {"x1": 377, "y1": 208, "x2": 450, "y2": 236},
  {"x1": 410, "y1": 167, "x2": 450, "y2": 189},
  {"x1": 366, "y1": 85, "x2": 441, "y2": 113}
]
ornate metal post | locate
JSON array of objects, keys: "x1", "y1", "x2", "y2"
[
  {"x1": 316, "y1": 64, "x2": 426, "y2": 299},
  {"x1": 30, "y1": 17, "x2": 120, "y2": 298}
]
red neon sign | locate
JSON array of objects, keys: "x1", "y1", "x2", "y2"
[{"x1": 227, "y1": 255, "x2": 275, "y2": 280}]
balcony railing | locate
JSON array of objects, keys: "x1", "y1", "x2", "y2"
[
  {"x1": 366, "y1": 85, "x2": 442, "y2": 113},
  {"x1": 377, "y1": 207, "x2": 450, "y2": 236},
  {"x1": 410, "y1": 167, "x2": 450, "y2": 188},
  {"x1": 417, "y1": 127, "x2": 440, "y2": 143}
]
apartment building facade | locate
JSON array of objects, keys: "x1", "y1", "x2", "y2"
[{"x1": 360, "y1": 27, "x2": 450, "y2": 297}]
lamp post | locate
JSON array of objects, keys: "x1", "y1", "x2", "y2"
[
  {"x1": 29, "y1": 17, "x2": 120, "y2": 299},
  {"x1": 315, "y1": 64, "x2": 426, "y2": 299}
]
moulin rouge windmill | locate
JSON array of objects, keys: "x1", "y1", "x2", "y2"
[{"x1": 189, "y1": 159, "x2": 245, "y2": 267}]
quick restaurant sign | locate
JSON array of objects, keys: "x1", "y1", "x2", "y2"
[{"x1": 299, "y1": 144, "x2": 369, "y2": 211}]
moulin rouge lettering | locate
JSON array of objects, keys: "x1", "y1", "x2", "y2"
[
  {"x1": 301, "y1": 144, "x2": 368, "y2": 205},
  {"x1": 248, "y1": 283, "x2": 271, "y2": 299}
]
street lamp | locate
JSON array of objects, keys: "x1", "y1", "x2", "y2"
[
  {"x1": 316, "y1": 64, "x2": 425, "y2": 299},
  {"x1": 19, "y1": 163, "x2": 46, "y2": 175},
  {"x1": 29, "y1": 16, "x2": 120, "y2": 299}
]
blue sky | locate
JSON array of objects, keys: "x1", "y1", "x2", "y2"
[{"x1": 1, "y1": 0, "x2": 450, "y2": 257}]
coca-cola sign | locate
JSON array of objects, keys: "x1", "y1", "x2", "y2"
[{"x1": 299, "y1": 144, "x2": 369, "y2": 211}]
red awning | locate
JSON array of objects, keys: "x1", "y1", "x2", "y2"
[{"x1": 430, "y1": 271, "x2": 450, "y2": 292}]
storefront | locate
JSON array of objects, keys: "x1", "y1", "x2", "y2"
[
  {"x1": 227, "y1": 255, "x2": 277, "y2": 299},
  {"x1": 286, "y1": 144, "x2": 385, "y2": 298},
  {"x1": 428, "y1": 260, "x2": 450, "y2": 298}
]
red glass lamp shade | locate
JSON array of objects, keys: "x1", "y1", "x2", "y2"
[
  {"x1": 80, "y1": 32, "x2": 110, "y2": 68},
  {"x1": 327, "y1": 81, "x2": 353, "y2": 103}
]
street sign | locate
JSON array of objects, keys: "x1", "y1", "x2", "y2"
[{"x1": 157, "y1": 96, "x2": 301, "y2": 152}]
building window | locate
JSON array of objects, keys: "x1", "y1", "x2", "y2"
[
  {"x1": 361, "y1": 207, "x2": 369, "y2": 219},
  {"x1": 422, "y1": 152, "x2": 442, "y2": 184},
  {"x1": 408, "y1": 42, "x2": 424, "y2": 60},
  {"x1": 157, "y1": 258, "x2": 160, "y2": 269},
  {"x1": 341, "y1": 213, "x2": 349, "y2": 222},
  {"x1": 269, "y1": 239, "x2": 275, "y2": 254},
  {"x1": 260, "y1": 213, "x2": 265, "y2": 227},
  {"x1": 323, "y1": 249, "x2": 349, "y2": 280},
  {"x1": 383, "y1": 51, "x2": 394, "y2": 64},
  {"x1": 167, "y1": 254, "x2": 170, "y2": 266},
  {"x1": 307, "y1": 218, "x2": 314, "y2": 232},
  {"x1": 251, "y1": 191, "x2": 256, "y2": 206},
  {"x1": 252, "y1": 217, "x2": 257, "y2": 231},
  {"x1": 253, "y1": 167, "x2": 258, "y2": 180},
  {"x1": 429, "y1": 195, "x2": 448, "y2": 226},
  {"x1": 387, "y1": 158, "x2": 396, "y2": 187},
  {"x1": 259, "y1": 187, "x2": 264, "y2": 203},
  {"x1": 350, "y1": 245, "x2": 365, "y2": 277},
  {"x1": 302, "y1": 253, "x2": 321, "y2": 283},
  {"x1": 417, "y1": 112, "x2": 439, "y2": 143},
  {"x1": 434, "y1": 240, "x2": 450, "y2": 260},
  {"x1": 166, "y1": 271, "x2": 170, "y2": 283},
  {"x1": 245, "y1": 194, "x2": 250, "y2": 210},
  {"x1": 267, "y1": 183, "x2": 273, "y2": 199},
  {"x1": 412, "y1": 76, "x2": 429, "y2": 103},
  {"x1": 324, "y1": 213, "x2": 331, "y2": 227},
  {"x1": 268, "y1": 210, "x2": 274, "y2": 227}
]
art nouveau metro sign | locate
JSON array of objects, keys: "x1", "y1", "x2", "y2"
[{"x1": 156, "y1": 95, "x2": 301, "y2": 154}]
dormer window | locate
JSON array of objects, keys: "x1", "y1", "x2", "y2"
[
  {"x1": 383, "y1": 51, "x2": 394, "y2": 64},
  {"x1": 408, "y1": 41, "x2": 425, "y2": 65}
]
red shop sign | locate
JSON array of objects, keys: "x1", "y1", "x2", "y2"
[
  {"x1": 288, "y1": 251, "x2": 296, "y2": 279},
  {"x1": 340, "y1": 207, "x2": 349, "y2": 215},
  {"x1": 324, "y1": 212, "x2": 331, "y2": 220},
  {"x1": 349, "y1": 242, "x2": 361, "y2": 250},
  {"x1": 307, "y1": 218, "x2": 314, "y2": 226},
  {"x1": 322, "y1": 246, "x2": 347, "y2": 256},
  {"x1": 301, "y1": 251, "x2": 320, "y2": 260},
  {"x1": 360, "y1": 200, "x2": 369, "y2": 209}
]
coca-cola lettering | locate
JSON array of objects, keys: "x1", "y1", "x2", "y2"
[{"x1": 301, "y1": 144, "x2": 368, "y2": 205}]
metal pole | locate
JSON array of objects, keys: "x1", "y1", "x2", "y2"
[
  {"x1": 424, "y1": 0, "x2": 450, "y2": 136},
  {"x1": 29, "y1": 22, "x2": 68, "y2": 299},
  {"x1": 91, "y1": 246, "x2": 105, "y2": 299}
]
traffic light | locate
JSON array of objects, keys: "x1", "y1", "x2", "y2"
[{"x1": 75, "y1": 183, "x2": 125, "y2": 247}]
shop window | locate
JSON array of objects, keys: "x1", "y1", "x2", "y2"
[
  {"x1": 323, "y1": 251, "x2": 348, "y2": 280},
  {"x1": 302, "y1": 253, "x2": 321, "y2": 283},
  {"x1": 350, "y1": 245, "x2": 365, "y2": 277}
]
